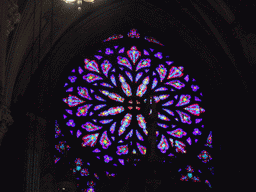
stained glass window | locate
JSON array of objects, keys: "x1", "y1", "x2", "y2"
[{"x1": 54, "y1": 28, "x2": 213, "y2": 191}]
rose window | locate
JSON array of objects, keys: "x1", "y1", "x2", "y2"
[{"x1": 54, "y1": 29, "x2": 212, "y2": 191}]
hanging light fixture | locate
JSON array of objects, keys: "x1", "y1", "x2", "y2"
[
  {"x1": 84, "y1": 0, "x2": 94, "y2": 2},
  {"x1": 62, "y1": 0, "x2": 94, "y2": 11},
  {"x1": 62, "y1": 0, "x2": 94, "y2": 4}
]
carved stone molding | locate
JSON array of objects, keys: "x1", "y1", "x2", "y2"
[
  {"x1": 0, "y1": 104, "x2": 14, "y2": 146},
  {"x1": 6, "y1": 0, "x2": 21, "y2": 36},
  {"x1": 245, "y1": 33, "x2": 256, "y2": 66}
]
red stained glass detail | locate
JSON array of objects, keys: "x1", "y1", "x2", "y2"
[
  {"x1": 127, "y1": 46, "x2": 141, "y2": 65},
  {"x1": 184, "y1": 104, "x2": 205, "y2": 116},
  {"x1": 167, "y1": 66, "x2": 184, "y2": 80},
  {"x1": 84, "y1": 59, "x2": 100, "y2": 73}
]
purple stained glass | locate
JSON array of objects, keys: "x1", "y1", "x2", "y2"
[
  {"x1": 157, "y1": 135, "x2": 169, "y2": 153},
  {"x1": 83, "y1": 73, "x2": 102, "y2": 83},
  {"x1": 158, "y1": 113, "x2": 170, "y2": 121},
  {"x1": 137, "y1": 142, "x2": 146, "y2": 155},
  {"x1": 94, "y1": 104, "x2": 106, "y2": 111},
  {"x1": 125, "y1": 71, "x2": 133, "y2": 82},
  {"x1": 104, "y1": 155, "x2": 113, "y2": 163},
  {"x1": 95, "y1": 55, "x2": 103, "y2": 60},
  {"x1": 82, "y1": 122, "x2": 102, "y2": 132},
  {"x1": 154, "y1": 52, "x2": 163, "y2": 59},
  {"x1": 84, "y1": 59, "x2": 100, "y2": 73},
  {"x1": 166, "y1": 61, "x2": 174, "y2": 65},
  {"x1": 125, "y1": 129, "x2": 133, "y2": 140},
  {"x1": 166, "y1": 80, "x2": 185, "y2": 89},
  {"x1": 77, "y1": 130, "x2": 82, "y2": 138},
  {"x1": 167, "y1": 66, "x2": 184, "y2": 80},
  {"x1": 176, "y1": 95, "x2": 191, "y2": 107},
  {"x1": 205, "y1": 131, "x2": 212, "y2": 148},
  {"x1": 195, "y1": 96, "x2": 201, "y2": 102},
  {"x1": 93, "y1": 148, "x2": 101, "y2": 153},
  {"x1": 103, "y1": 34, "x2": 123, "y2": 42},
  {"x1": 105, "y1": 48, "x2": 114, "y2": 55},
  {"x1": 116, "y1": 145, "x2": 128, "y2": 155},
  {"x1": 193, "y1": 128, "x2": 202, "y2": 135},
  {"x1": 175, "y1": 140, "x2": 186, "y2": 154},
  {"x1": 184, "y1": 75, "x2": 189, "y2": 82},
  {"x1": 155, "y1": 87, "x2": 168, "y2": 92},
  {"x1": 60, "y1": 36, "x2": 206, "y2": 175},
  {"x1": 137, "y1": 114, "x2": 147, "y2": 135},
  {"x1": 66, "y1": 109, "x2": 72, "y2": 115},
  {"x1": 162, "y1": 108, "x2": 174, "y2": 116},
  {"x1": 136, "y1": 130, "x2": 144, "y2": 141},
  {"x1": 68, "y1": 76, "x2": 77, "y2": 83},
  {"x1": 167, "y1": 128, "x2": 187, "y2": 138},
  {"x1": 184, "y1": 104, "x2": 205, "y2": 116},
  {"x1": 191, "y1": 85, "x2": 199, "y2": 92},
  {"x1": 117, "y1": 56, "x2": 132, "y2": 70},
  {"x1": 136, "y1": 76, "x2": 149, "y2": 97},
  {"x1": 118, "y1": 113, "x2": 132, "y2": 136},
  {"x1": 119, "y1": 47, "x2": 125, "y2": 54},
  {"x1": 66, "y1": 87, "x2": 73, "y2": 92},
  {"x1": 136, "y1": 59, "x2": 151, "y2": 71},
  {"x1": 82, "y1": 133, "x2": 99, "y2": 147},
  {"x1": 77, "y1": 86, "x2": 92, "y2": 100},
  {"x1": 110, "y1": 75, "x2": 117, "y2": 86},
  {"x1": 100, "y1": 131, "x2": 111, "y2": 149},
  {"x1": 145, "y1": 37, "x2": 164, "y2": 46},
  {"x1": 198, "y1": 150, "x2": 212, "y2": 163},
  {"x1": 95, "y1": 95, "x2": 106, "y2": 102},
  {"x1": 195, "y1": 118, "x2": 202, "y2": 124},
  {"x1": 100, "y1": 82, "x2": 113, "y2": 88},
  {"x1": 127, "y1": 46, "x2": 141, "y2": 64},
  {"x1": 63, "y1": 95, "x2": 85, "y2": 107},
  {"x1": 128, "y1": 28, "x2": 140, "y2": 38},
  {"x1": 144, "y1": 49, "x2": 150, "y2": 55},
  {"x1": 101, "y1": 60, "x2": 112, "y2": 77},
  {"x1": 99, "y1": 119, "x2": 113, "y2": 124},
  {"x1": 162, "y1": 100, "x2": 174, "y2": 106},
  {"x1": 156, "y1": 64, "x2": 167, "y2": 82},
  {"x1": 176, "y1": 110, "x2": 192, "y2": 124},
  {"x1": 99, "y1": 106, "x2": 125, "y2": 116},
  {"x1": 119, "y1": 159, "x2": 125, "y2": 165},
  {"x1": 100, "y1": 90, "x2": 125, "y2": 103},
  {"x1": 135, "y1": 72, "x2": 143, "y2": 83},
  {"x1": 110, "y1": 122, "x2": 116, "y2": 134},
  {"x1": 157, "y1": 123, "x2": 168, "y2": 128},
  {"x1": 152, "y1": 78, "x2": 158, "y2": 89},
  {"x1": 119, "y1": 74, "x2": 132, "y2": 97}
]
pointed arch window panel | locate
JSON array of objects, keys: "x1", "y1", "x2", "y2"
[{"x1": 54, "y1": 28, "x2": 213, "y2": 191}]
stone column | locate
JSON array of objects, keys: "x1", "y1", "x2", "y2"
[
  {"x1": 26, "y1": 112, "x2": 47, "y2": 192},
  {"x1": 0, "y1": 0, "x2": 9, "y2": 146},
  {"x1": 0, "y1": 0, "x2": 20, "y2": 147}
]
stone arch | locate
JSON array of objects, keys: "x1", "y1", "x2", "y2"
[{"x1": 4, "y1": 0, "x2": 249, "y2": 191}]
